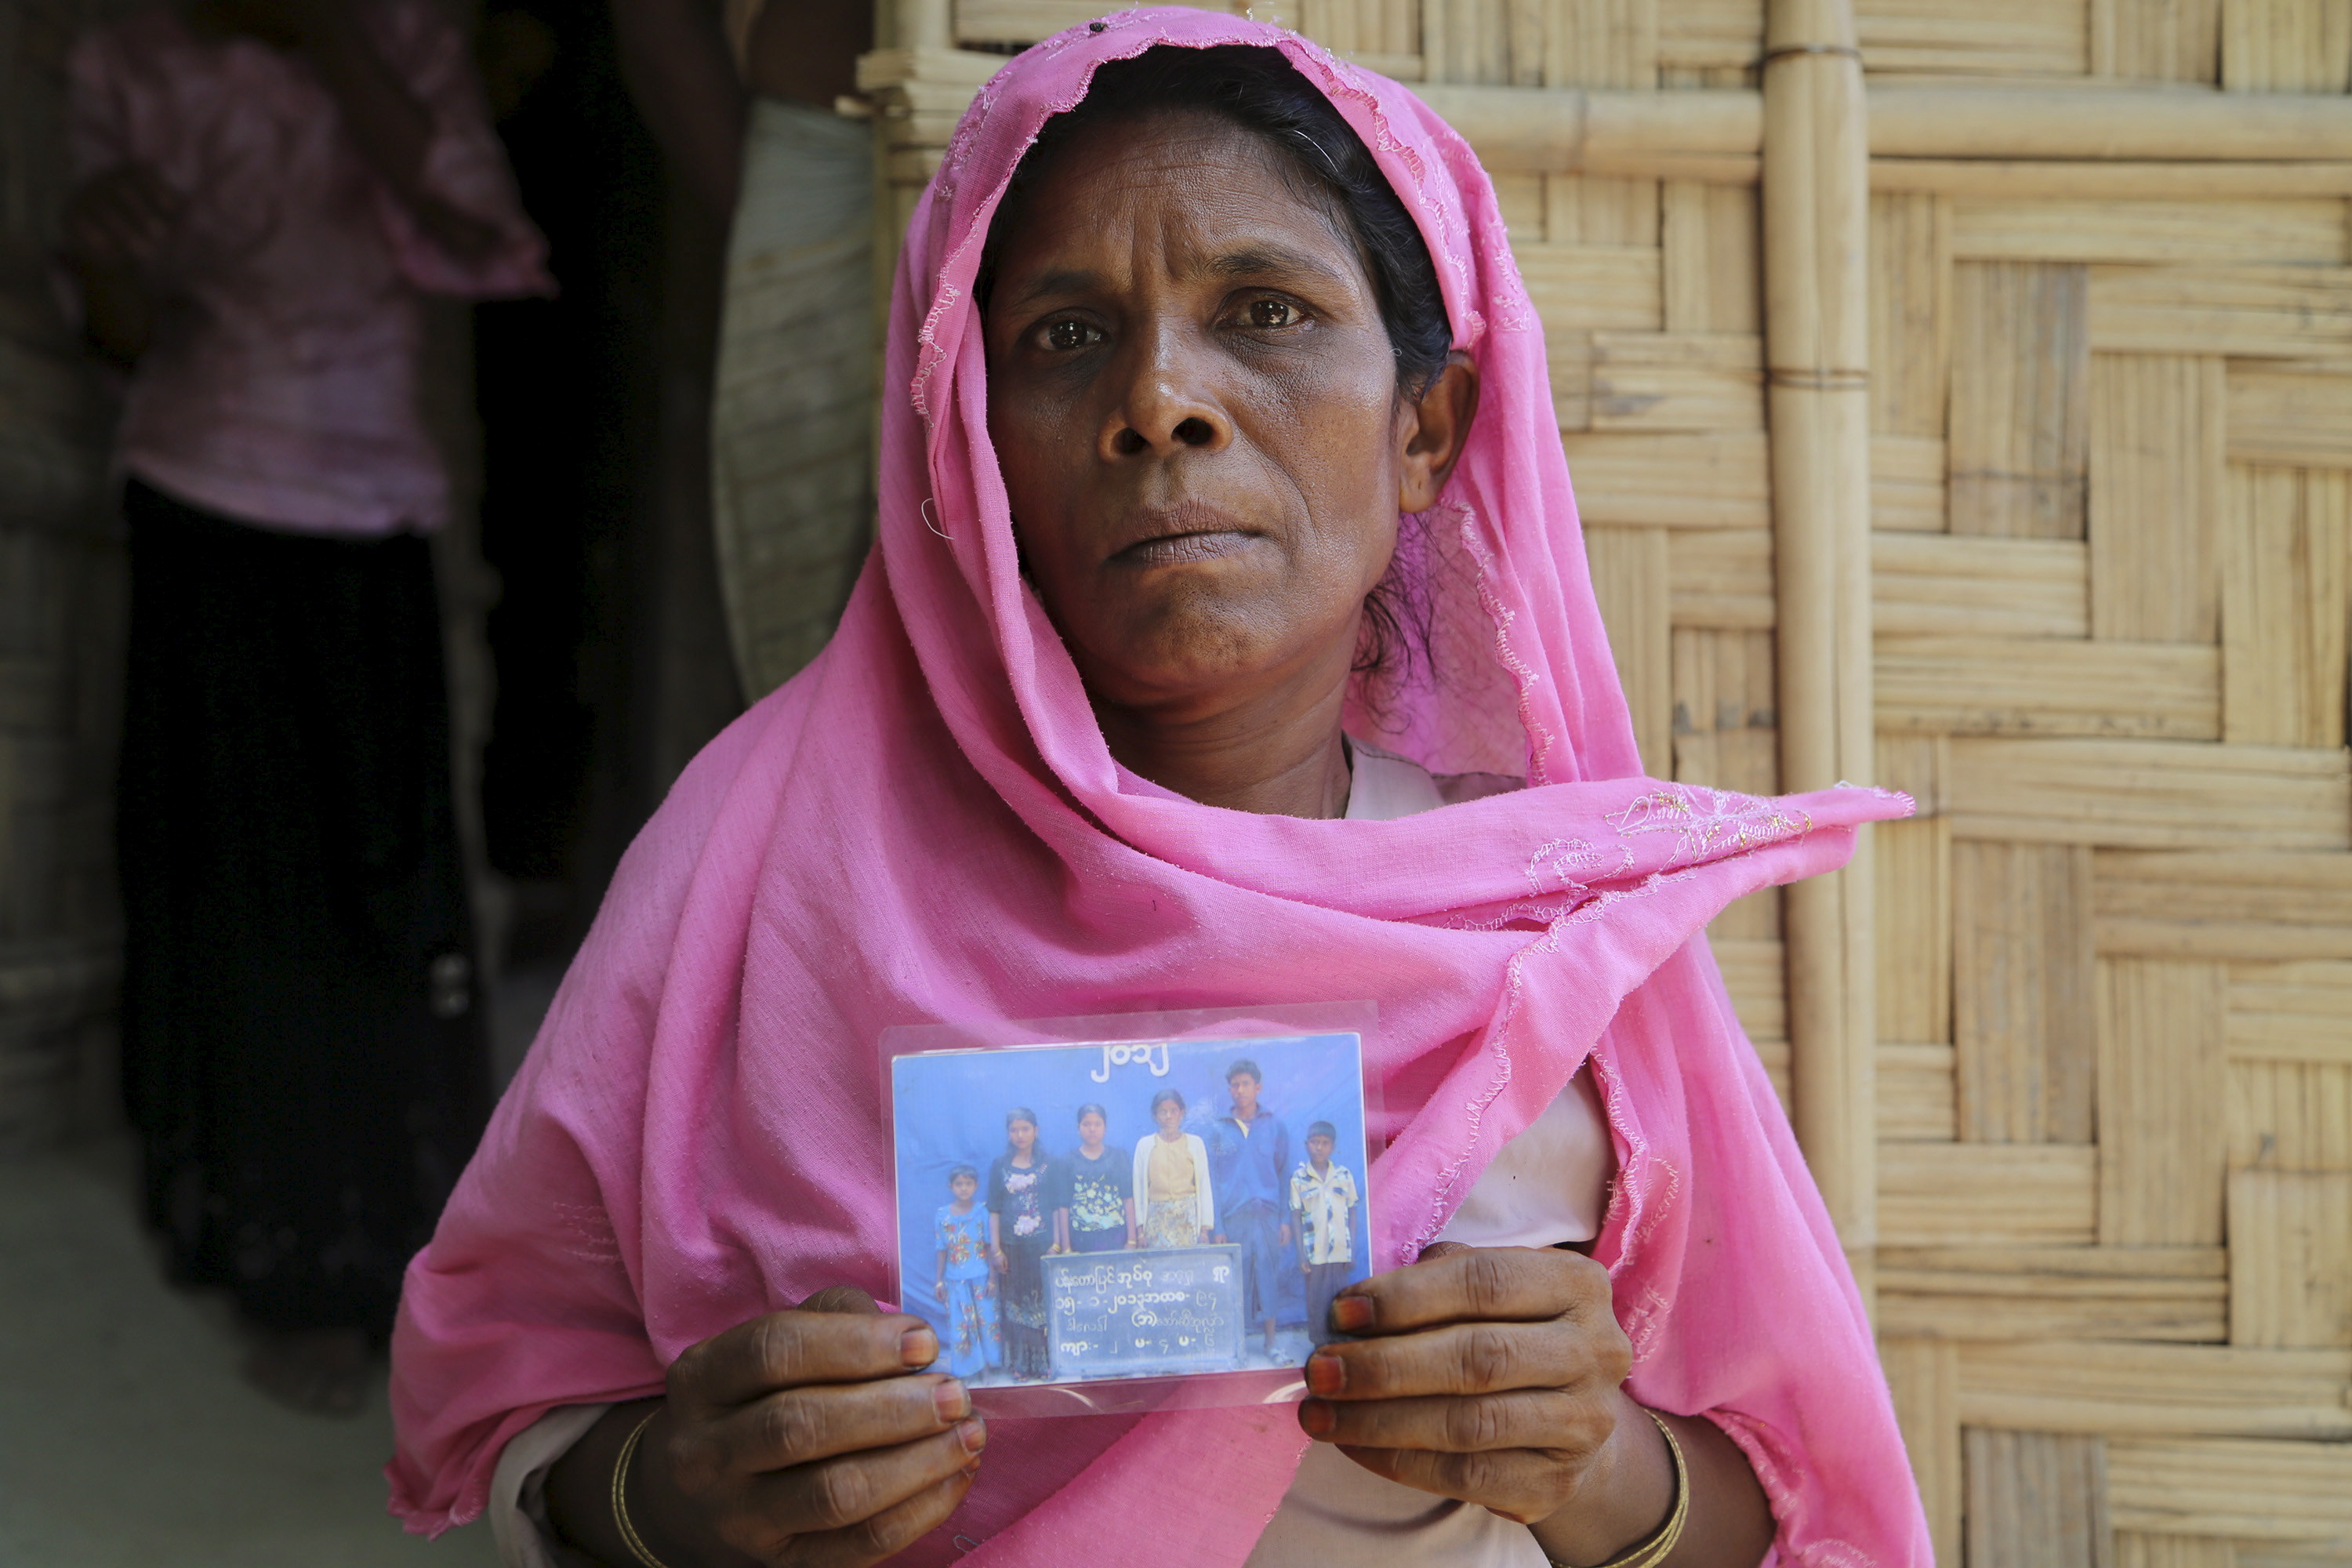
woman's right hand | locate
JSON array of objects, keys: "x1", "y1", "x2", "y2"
[{"x1": 611, "y1": 1287, "x2": 986, "y2": 1567}]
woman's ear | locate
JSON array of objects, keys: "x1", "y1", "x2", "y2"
[{"x1": 1396, "y1": 351, "x2": 1480, "y2": 515}]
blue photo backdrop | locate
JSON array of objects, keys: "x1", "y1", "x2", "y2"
[{"x1": 891, "y1": 1033, "x2": 1372, "y2": 1342}]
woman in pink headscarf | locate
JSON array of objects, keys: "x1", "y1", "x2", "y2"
[{"x1": 388, "y1": 14, "x2": 1930, "y2": 1567}]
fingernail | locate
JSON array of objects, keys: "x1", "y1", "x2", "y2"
[
  {"x1": 1305, "y1": 1351, "x2": 1345, "y2": 1396},
  {"x1": 1330, "y1": 1296, "x2": 1374, "y2": 1332},
  {"x1": 901, "y1": 1327, "x2": 938, "y2": 1366},
  {"x1": 957, "y1": 1418, "x2": 988, "y2": 1455},
  {"x1": 1298, "y1": 1399, "x2": 1336, "y2": 1438},
  {"x1": 933, "y1": 1380, "x2": 970, "y2": 1421}
]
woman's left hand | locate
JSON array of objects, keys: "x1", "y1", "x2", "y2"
[{"x1": 1297, "y1": 1244, "x2": 1654, "y2": 1534}]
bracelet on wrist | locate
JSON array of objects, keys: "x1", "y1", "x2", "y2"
[
  {"x1": 1544, "y1": 1408, "x2": 1689, "y2": 1568},
  {"x1": 612, "y1": 1406, "x2": 679, "y2": 1568}
]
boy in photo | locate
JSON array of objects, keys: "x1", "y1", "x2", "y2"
[
  {"x1": 1289, "y1": 1120, "x2": 1359, "y2": 1346},
  {"x1": 1205, "y1": 1058, "x2": 1290, "y2": 1361},
  {"x1": 933, "y1": 1164, "x2": 997, "y2": 1378}
]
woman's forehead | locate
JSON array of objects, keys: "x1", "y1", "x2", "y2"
[{"x1": 989, "y1": 111, "x2": 1366, "y2": 285}]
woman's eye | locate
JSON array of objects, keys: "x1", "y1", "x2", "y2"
[
  {"x1": 1044, "y1": 318, "x2": 1100, "y2": 351},
  {"x1": 1247, "y1": 299, "x2": 1298, "y2": 328}
]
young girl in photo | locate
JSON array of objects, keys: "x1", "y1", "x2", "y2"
[
  {"x1": 933, "y1": 1164, "x2": 998, "y2": 1379},
  {"x1": 985, "y1": 1107, "x2": 1054, "y2": 1381},
  {"x1": 1131, "y1": 1087, "x2": 1214, "y2": 1250},
  {"x1": 1056, "y1": 1102, "x2": 1134, "y2": 1253}
]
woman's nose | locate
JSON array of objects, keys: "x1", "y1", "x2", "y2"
[{"x1": 1102, "y1": 328, "x2": 1231, "y2": 459}]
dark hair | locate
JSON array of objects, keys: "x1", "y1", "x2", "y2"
[
  {"x1": 1004, "y1": 1106, "x2": 1043, "y2": 1163},
  {"x1": 978, "y1": 45, "x2": 1451, "y2": 691},
  {"x1": 1225, "y1": 1058, "x2": 1261, "y2": 1085},
  {"x1": 1306, "y1": 1120, "x2": 1337, "y2": 1142},
  {"x1": 1150, "y1": 1087, "x2": 1187, "y2": 1116},
  {"x1": 949, "y1": 1163, "x2": 980, "y2": 1184},
  {"x1": 979, "y1": 45, "x2": 1451, "y2": 397},
  {"x1": 1076, "y1": 1102, "x2": 1109, "y2": 1126}
]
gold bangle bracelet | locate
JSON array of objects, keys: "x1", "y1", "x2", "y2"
[
  {"x1": 1545, "y1": 1408, "x2": 1690, "y2": 1568},
  {"x1": 612, "y1": 1406, "x2": 678, "y2": 1568}
]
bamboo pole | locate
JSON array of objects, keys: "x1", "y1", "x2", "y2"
[
  {"x1": 1869, "y1": 85, "x2": 2352, "y2": 162},
  {"x1": 1763, "y1": 0, "x2": 1878, "y2": 1304},
  {"x1": 1871, "y1": 159, "x2": 2352, "y2": 198}
]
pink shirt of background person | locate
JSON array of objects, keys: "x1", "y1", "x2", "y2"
[{"x1": 66, "y1": 0, "x2": 552, "y2": 537}]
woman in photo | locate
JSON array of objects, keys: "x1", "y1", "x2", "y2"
[
  {"x1": 390, "y1": 16, "x2": 1928, "y2": 1568},
  {"x1": 1132, "y1": 1087, "x2": 1214, "y2": 1250},
  {"x1": 1057, "y1": 1102, "x2": 1134, "y2": 1254},
  {"x1": 984, "y1": 1108, "x2": 1054, "y2": 1382}
]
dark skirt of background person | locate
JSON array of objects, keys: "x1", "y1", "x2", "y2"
[
  {"x1": 115, "y1": 478, "x2": 490, "y2": 1339},
  {"x1": 997, "y1": 1235, "x2": 1051, "y2": 1379},
  {"x1": 1070, "y1": 1223, "x2": 1125, "y2": 1253}
]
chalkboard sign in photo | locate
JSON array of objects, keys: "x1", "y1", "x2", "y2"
[
  {"x1": 1044, "y1": 1244, "x2": 1245, "y2": 1379},
  {"x1": 887, "y1": 1020, "x2": 1375, "y2": 1414}
]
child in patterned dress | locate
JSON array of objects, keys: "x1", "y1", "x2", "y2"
[{"x1": 933, "y1": 1164, "x2": 998, "y2": 1378}]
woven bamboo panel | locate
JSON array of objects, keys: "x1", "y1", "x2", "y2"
[
  {"x1": 2220, "y1": 0, "x2": 2352, "y2": 91},
  {"x1": 1878, "y1": 1246, "x2": 2230, "y2": 1343},
  {"x1": 1955, "y1": 1341, "x2": 2352, "y2": 1439},
  {"x1": 1949, "y1": 261, "x2": 2089, "y2": 538},
  {"x1": 2089, "y1": 267, "x2": 2352, "y2": 359},
  {"x1": 1872, "y1": 534, "x2": 2089, "y2": 638},
  {"x1": 2228, "y1": 961, "x2": 2352, "y2": 1068},
  {"x1": 1964, "y1": 1427, "x2": 2114, "y2": 1568},
  {"x1": 1879, "y1": 1143, "x2": 2099, "y2": 1246},
  {"x1": 2225, "y1": 365, "x2": 2352, "y2": 466},
  {"x1": 1953, "y1": 841, "x2": 2096, "y2": 1142},
  {"x1": 2228, "y1": 1170, "x2": 2352, "y2": 1348},
  {"x1": 2096, "y1": 851, "x2": 2352, "y2": 960},
  {"x1": 2114, "y1": 1536, "x2": 2236, "y2": 1568},
  {"x1": 2223, "y1": 466, "x2": 2352, "y2": 746},
  {"x1": 1875, "y1": 815, "x2": 1951, "y2": 1048},
  {"x1": 2088, "y1": 354, "x2": 2224, "y2": 642},
  {"x1": 1860, "y1": 1, "x2": 2093, "y2": 77},
  {"x1": 2107, "y1": 1436, "x2": 2352, "y2": 1541},
  {"x1": 2093, "y1": 0, "x2": 2223, "y2": 81},
  {"x1": 1584, "y1": 524, "x2": 1672, "y2": 771},
  {"x1": 2096, "y1": 959, "x2": 2230, "y2": 1247},
  {"x1": 1951, "y1": 201, "x2": 2350, "y2": 266}
]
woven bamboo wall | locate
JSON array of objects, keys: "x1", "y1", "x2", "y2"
[
  {"x1": 862, "y1": 1, "x2": 2352, "y2": 1558},
  {"x1": 0, "y1": 0, "x2": 130, "y2": 1152}
]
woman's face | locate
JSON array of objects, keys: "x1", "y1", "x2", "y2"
[
  {"x1": 1009, "y1": 1118, "x2": 1037, "y2": 1153},
  {"x1": 1078, "y1": 1111, "x2": 1106, "y2": 1147},
  {"x1": 1155, "y1": 1098, "x2": 1184, "y2": 1133},
  {"x1": 985, "y1": 110, "x2": 1473, "y2": 727}
]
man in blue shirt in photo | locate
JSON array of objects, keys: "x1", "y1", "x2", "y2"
[{"x1": 1205, "y1": 1058, "x2": 1290, "y2": 1361}]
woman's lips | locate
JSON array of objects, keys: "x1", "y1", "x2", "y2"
[
  {"x1": 1109, "y1": 502, "x2": 1264, "y2": 566},
  {"x1": 1117, "y1": 528, "x2": 1259, "y2": 566}
]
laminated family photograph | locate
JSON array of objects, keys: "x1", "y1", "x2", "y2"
[{"x1": 887, "y1": 1025, "x2": 1376, "y2": 1415}]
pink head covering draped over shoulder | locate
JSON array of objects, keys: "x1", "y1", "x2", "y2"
[{"x1": 389, "y1": 12, "x2": 1929, "y2": 1564}]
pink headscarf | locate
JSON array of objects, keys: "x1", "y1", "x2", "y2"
[{"x1": 389, "y1": 13, "x2": 1929, "y2": 1565}]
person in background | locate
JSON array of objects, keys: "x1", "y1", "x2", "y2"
[
  {"x1": 1204, "y1": 1059, "x2": 1292, "y2": 1362},
  {"x1": 604, "y1": 0, "x2": 879, "y2": 698},
  {"x1": 983, "y1": 1107, "x2": 1054, "y2": 1383},
  {"x1": 1056, "y1": 1102, "x2": 1135, "y2": 1253},
  {"x1": 1134, "y1": 1087, "x2": 1214, "y2": 1250},
  {"x1": 61, "y1": 0, "x2": 548, "y2": 1414},
  {"x1": 1290, "y1": 1120, "x2": 1359, "y2": 1348}
]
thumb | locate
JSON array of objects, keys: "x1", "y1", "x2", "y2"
[
  {"x1": 1414, "y1": 1240, "x2": 1473, "y2": 1265},
  {"x1": 798, "y1": 1285, "x2": 883, "y2": 1316}
]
